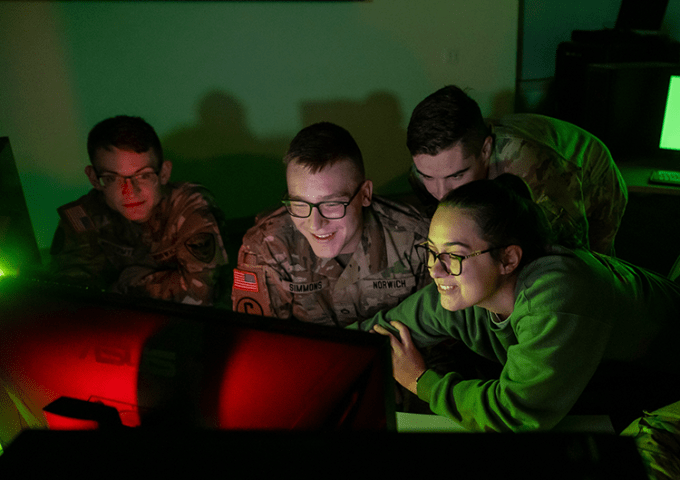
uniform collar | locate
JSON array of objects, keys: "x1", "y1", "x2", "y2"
[{"x1": 331, "y1": 207, "x2": 387, "y2": 290}]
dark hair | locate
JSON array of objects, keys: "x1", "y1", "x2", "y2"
[
  {"x1": 283, "y1": 122, "x2": 364, "y2": 180},
  {"x1": 407, "y1": 85, "x2": 490, "y2": 158},
  {"x1": 439, "y1": 173, "x2": 553, "y2": 268},
  {"x1": 87, "y1": 116, "x2": 163, "y2": 166}
]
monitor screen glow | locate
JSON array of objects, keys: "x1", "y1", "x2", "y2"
[{"x1": 659, "y1": 75, "x2": 680, "y2": 151}]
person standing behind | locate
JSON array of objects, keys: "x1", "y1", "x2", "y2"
[
  {"x1": 232, "y1": 122, "x2": 430, "y2": 327},
  {"x1": 50, "y1": 115, "x2": 229, "y2": 306},
  {"x1": 407, "y1": 85, "x2": 627, "y2": 254}
]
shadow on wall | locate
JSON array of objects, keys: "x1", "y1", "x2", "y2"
[
  {"x1": 300, "y1": 91, "x2": 413, "y2": 197},
  {"x1": 162, "y1": 91, "x2": 290, "y2": 222},
  {"x1": 515, "y1": 78, "x2": 559, "y2": 116},
  {"x1": 163, "y1": 90, "x2": 417, "y2": 223},
  {"x1": 490, "y1": 89, "x2": 517, "y2": 119}
]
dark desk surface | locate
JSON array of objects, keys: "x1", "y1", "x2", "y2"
[{"x1": 618, "y1": 160, "x2": 680, "y2": 195}]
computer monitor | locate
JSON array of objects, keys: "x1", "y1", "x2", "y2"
[
  {"x1": 659, "y1": 75, "x2": 680, "y2": 151},
  {"x1": 582, "y1": 62, "x2": 680, "y2": 160},
  {"x1": 0, "y1": 277, "x2": 395, "y2": 451},
  {"x1": 615, "y1": 0, "x2": 669, "y2": 32},
  {"x1": 0, "y1": 137, "x2": 42, "y2": 276}
]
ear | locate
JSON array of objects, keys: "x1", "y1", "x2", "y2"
[
  {"x1": 85, "y1": 165, "x2": 102, "y2": 190},
  {"x1": 499, "y1": 245, "x2": 522, "y2": 275},
  {"x1": 480, "y1": 135, "x2": 493, "y2": 169},
  {"x1": 360, "y1": 179, "x2": 373, "y2": 207},
  {"x1": 158, "y1": 160, "x2": 172, "y2": 185}
]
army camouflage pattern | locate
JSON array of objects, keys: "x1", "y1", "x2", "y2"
[
  {"x1": 409, "y1": 113, "x2": 628, "y2": 255},
  {"x1": 233, "y1": 196, "x2": 432, "y2": 327},
  {"x1": 50, "y1": 182, "x2": 229, "y2": 306},
  {"x1": 621, "y1": 400, "x2": 680, "y2": 480}
]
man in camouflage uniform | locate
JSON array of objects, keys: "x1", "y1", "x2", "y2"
[
  {"x1": 232, "y1": 122, "x2": 430, "y2": 327},
  {"x1": 407, "y1": 85, "x2": 627, "y2": 255},
  {"x1": 50, "y1": 116, "x2": 229, "y2": 306}
]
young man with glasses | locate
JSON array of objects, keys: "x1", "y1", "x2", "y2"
[
  {"x1": 232, "y1": 122, "x2": 431, "y2": 327},
  {"x1": 406, "y1": 85, "x2": 628, "y2": 255},
  {"x1": 49, "y1": 115, "x2": 229, "y2": 306}
]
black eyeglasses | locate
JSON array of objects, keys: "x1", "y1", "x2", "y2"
[
  {"x1": 282, "y1": 182, "x2": 364, "y2": 219},
  {"x1": 415, "y1": 243, "x2": 507, "y2": 276},
  {"x1": 96, "y1": 168, "x2": 160, "y2": 189}
]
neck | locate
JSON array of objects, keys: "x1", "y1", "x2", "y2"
[{"x1": 480, "y1": 273, "x2": 517, "y2": 320}]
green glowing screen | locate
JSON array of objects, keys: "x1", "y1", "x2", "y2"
[{"x1": 660, "y1": 76, "x2": 680, "y2": 150}]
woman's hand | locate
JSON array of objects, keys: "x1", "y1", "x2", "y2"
[{"x1": 373, "y1": 321, "x2": 427, "y2": 395}]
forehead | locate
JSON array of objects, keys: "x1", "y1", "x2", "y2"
[
  {"x1": 413, "y1": 142, "x2": 475, "y2": 177},
  {"x1": 93, "y1": 146, "x2": 158, "y2": 174},
  {"x1": 286, "y1": 159, "x2": 359, "y2": 199},
  {"x1": 428, "y1": 206, "x2": 483, "y2": 248}
]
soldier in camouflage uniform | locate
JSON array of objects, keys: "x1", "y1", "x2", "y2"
[
  {"x1": 232, "y1": 122, "x2": 430, "y2": 327},
  {"x1": 50, "y1": 116, "x2": 229, "y2": 306},
  {"x1": 407, "y1": 85, "x2": 627, "y2": 255}
]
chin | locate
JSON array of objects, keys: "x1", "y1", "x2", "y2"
[
  {"x1": 439, "y1": 295, "x2": 468, "y2": 312},
  {"x1": 120, "y1": 209, "x2": 152, "y2": 223},
  {"x1": 309, "y1": 244, "x2": 342, "y2": 259},
  {"x1": 304, "y1": 233, "x2": 345, "y2": 259}
]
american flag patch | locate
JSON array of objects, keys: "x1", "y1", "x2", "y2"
[
  {"x1": 233, "y1": 269, "x2": 259, "y2": 292},
  {"x1": 64, "y1": 205, "x2": 93, "y2": 233}
]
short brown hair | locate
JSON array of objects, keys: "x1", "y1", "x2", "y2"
[
  {"x1": 283, "y1": 122, "x2": 364, "y2": 181},
  {"x1": 407, "y1": 85, "x2": 490, "y2": 158},
  {"x1": 87, "y1": 115, "x2": 163, "y2": 167}
]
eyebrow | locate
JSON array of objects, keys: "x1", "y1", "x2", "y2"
[
  {"x1": 287, "y1": 190, "x2": 355, "y2": 202},
  {"x1": 98, "y1": 165, "x2": 157, "y2": 176},
  {"x1": 287, "y1": 197, "x2": 350, "y2": 205},
  {"x1": 425, "y1": 238, "x2": 472, "y2": 250},
  {"x1": 416, "y1": 166, "x2": 470, "y2": 179}
]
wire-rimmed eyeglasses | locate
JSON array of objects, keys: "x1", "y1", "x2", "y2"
[{"x1": 96, "y1": 168, "x2": 160, "y2": 189}]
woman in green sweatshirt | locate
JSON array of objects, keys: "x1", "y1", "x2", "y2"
[{"x1": 355, "y1": 174, "x2": 680, "y2": 433}]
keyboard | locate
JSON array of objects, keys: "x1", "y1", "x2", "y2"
[{"x1": 649, "y1": 170, "x2": 680, "y2": 186}]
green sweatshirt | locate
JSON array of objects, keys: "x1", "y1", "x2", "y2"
[{"x1": 354, "y1": 248, "x2": 680, "y2": 432}]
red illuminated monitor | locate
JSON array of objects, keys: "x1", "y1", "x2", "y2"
[{"x1": 0, "y1": 277, "x2": 395, "y2": 450}]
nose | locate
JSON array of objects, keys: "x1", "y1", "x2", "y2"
[
  {"x1": 120, "y1": 177, "x2": 140, "y2": 198},
  {"x1": 431, "y1": 179, "x2": 448, "y2": 201},
  {"x1": 429, "y1": 258, "x2": 449, "y2": 279},
  {"x1": 306, "y1": 206, "x2": 327, "y2": 231}
]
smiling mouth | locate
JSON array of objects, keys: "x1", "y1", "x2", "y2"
[
  {"x1": 124, "y1": 201, "x2": 145, "y2": 208},
  {"x1": 437, "y1": 284, "x2": 456, "y2": 292},
  {"x1": 312, "y1": 232, "x2": 335, "y2": 241}
]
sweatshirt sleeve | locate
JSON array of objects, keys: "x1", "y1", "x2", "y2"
[
  {"x1": 358, "y1": 253, "x2": 617, "y2": 432},
  {"x1": 417, "y1": 260, "x2": 615, "y2": 432}
]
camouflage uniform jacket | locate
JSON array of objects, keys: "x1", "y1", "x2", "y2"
[
  {"x1": 232, "y1": 196, "x2": 431, "y2": 327},
  {"x1": 50, "y1": 182, "x2": 229, "y2": 306},
  {"x1": 409, "y1": 113, "x2": 628, "y2": 255}
]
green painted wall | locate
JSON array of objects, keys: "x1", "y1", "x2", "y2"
[{"x1": 0, "y1": 1, "x2": 518, "y2": 250}]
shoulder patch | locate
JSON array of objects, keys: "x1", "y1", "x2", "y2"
[
  {"x1": 233, "y1": 269, "x2": 259, "y2": 292},
  {"x1": 232, "y1": 266, "x2": 273, "y2": 317},
  {"x1": 60, "y1": 204, "x2": 95, "y2": 233}
]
